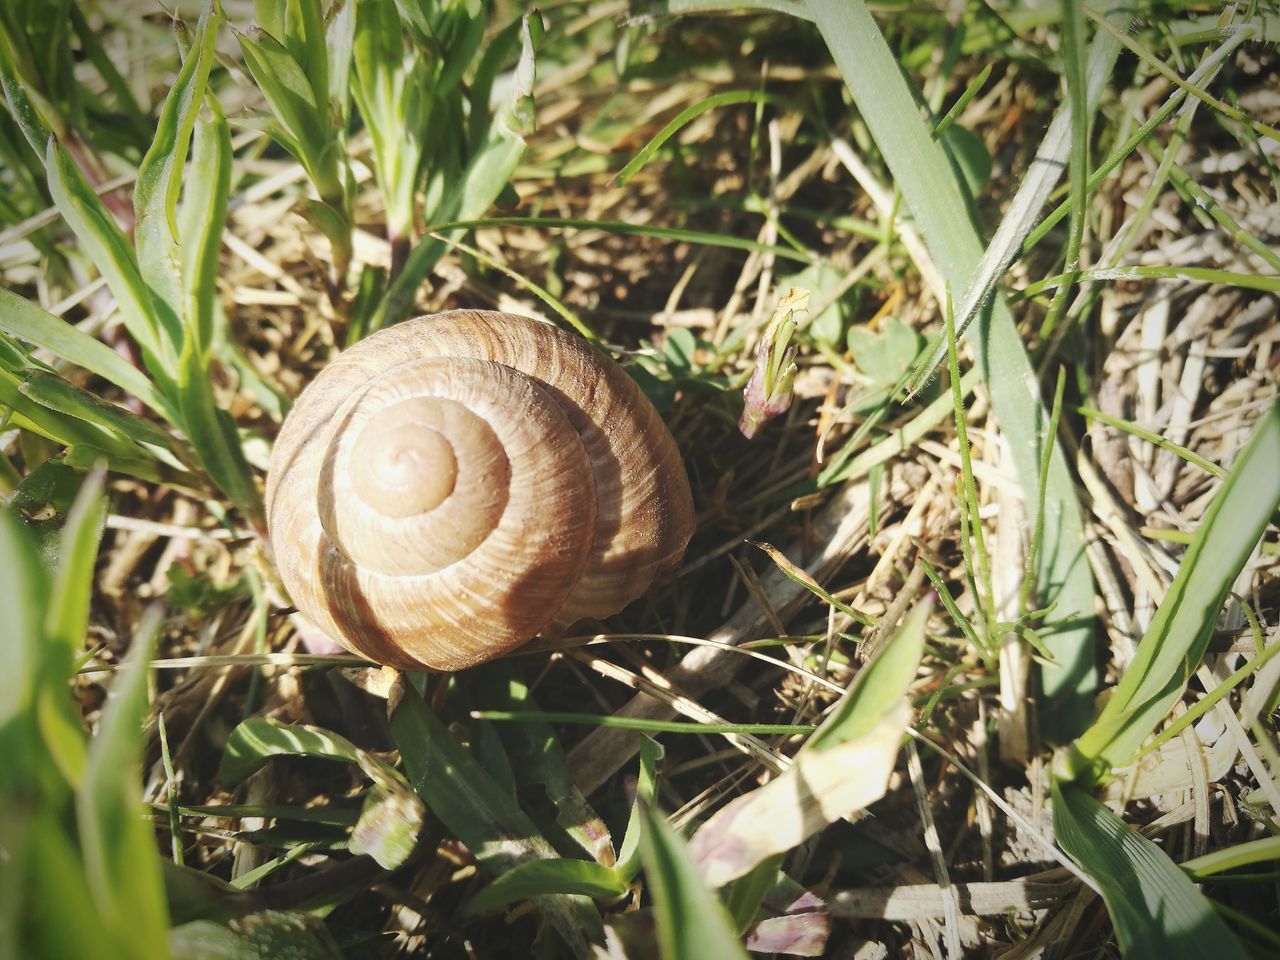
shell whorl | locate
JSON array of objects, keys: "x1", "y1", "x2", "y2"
[{"x1": 265, "y1": 310, "x2": 695, "y2": 671}]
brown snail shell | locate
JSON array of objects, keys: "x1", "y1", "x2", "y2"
[{"x1": 265, "y1": 310, "x2": 695, "y2": 671}]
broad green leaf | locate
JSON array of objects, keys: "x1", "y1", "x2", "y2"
[
  {"x1": 465, "y1": 859, "x2": 627, "y2": 916},
  {"x1": 0, "y1": 287, "x2": 170, "y2": 417},
  {"x1": 45, "y1": 138, "x2": 181, "y2": 381},
  {"x1": 1071, "y1": 401, "x2": 1280, "y2": 777},
  {"x1": 219, "y1": 717, "x2": 422, "y2": 870},
  {"x1": 687, "y1": 598, "x2": 928, "y2": 886},
  {"x1": 76, "y1": 605, "x2": 170, "y2": 960},
  {"x1": 847, "y1": 317, "x2": 924, "y2": 390},
  {"x1": 38, "y1": 467, "x2": 105, "y2": 787},
  {"x1": 638, "y1": 802, "x2": 750, "y2": 960},
  {"x1": 282, "y1": 0, "x2": 329, "y2": 111},
  {"x1": 168, "y1": 911, "x2": 343, "y2": 959},
  {"x1": 220, "y1": 717, "x2": 398, "y2": 788},
  {"x1": 483, "y1": 669, "x2": 613, "y2": 865},
  {"x1": 389, "y1": 680, "x2": 604, "y2": 955},
  {"x1": 133, "y1": 0, "x2": 221, "y2": 314},
  {"x1": 18, "y1": 371, "x2": 175, "y2": 453},
  {"x1": 1052, "y1": 780, "x2": 1247, "y2": 959}
]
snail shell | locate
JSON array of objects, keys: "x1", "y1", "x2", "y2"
[{"x1": 266, "y1": 310, "x2": 695, "y2": 671}]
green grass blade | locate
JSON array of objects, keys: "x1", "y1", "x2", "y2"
[
  {"x1": 45, "y1": 139, "x2": 181, "y2": 383},
  {"x1": 0, "y1": 289, "x2": 171, "y2": 418},
  {"x1": 44, "y1": 466, "x2": 106, "y2": 663},
  {"x1": 1070, "y1": 400, "x2": 1280, "y2": 777},
  {"x1": 638, "y1": 802, "x2": 751, "y2": 960},
  {"x1": 133, "y1": 0, "x2": 221, "y2": 317},
  {"x1": 615, "y1": 737, "x2": 663, "y2": 880},
  {"x1": 474, "y1": 711, "x2": 815, "y2": 736},
  {"x1": 18, "y1": 372, "x2": 175, "y2": 453},
  {"x1": 1183, "y1": 837, "x2": 1280, "y2": 879},
  {"x1": 176, "y1": 107, "x2": 263, "y2": 524},
  {"x1": 805, "y1": 0, "x2": 1096, "y2": 735},
  {"x1": 465, "y1": 859, "x2": 627, "y2": 916},
  {"x1": 906, "y1": 6, "x2": 1125, "y2": 386},
  {"x1": 1052, "y1": 780, "x2": 1247, "y2": 959},
  {"x1": 76, "y1": 605, "x2": 171, "y2": 960},
  {"x1": 428, "y1": 215, "x2": 816, "y2": 263},
  {"x1": 479, "y1": 670, "x2": 613, "y2": 865},
  {"x1": 612, "y1": 90, "x2": 798, "y2": 187}
]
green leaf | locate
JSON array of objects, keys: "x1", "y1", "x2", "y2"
[
  {"x1": 133, "y1": 0, "x2": 221, "y2": 313},
  {"x1": 847, "y1": 316, "x2": 924, "y2": 390},
  {"x1": 615, "y1": 736, "x2": 663, "y2": 880},
  {"x1": 0, "y1": 507, "x2": 49, "y2": 770},
  {"x1": 235, "y1": 31, "x2": 327, "y2": 178},
  {"x1": 1071, "y1": 400, "x2": 1280, "y2": 777},
  {"x1": 612, "y1": 89, "x2": 799, "y2": 187},
  {"x1": 45, "y1": 138, "x2": 181, "y2": 382},
  {"x1": 638, "y1": 802, "x2": 750, "y2": 960},
  {"x1": 219, "y1": 717, "x2": 423, "y2": 870},
  {"x1": 389, "y1": 680, "x2": 604, "y2": 955},
  {"x1": 283, "y1": 0, "x2": 329, "y2": 111},
  {"x1": 43, "y1": 465, "x2": 105, "y2": 664},
  {"x1": 685, "y1": 598, "x2": 925, "y2": 886},
  {"x1": 0, "y1": 287, "x2": 171, "y2": 418},
  {"x1": 482, "y1": 669, "x2": 614, "y2": 865},
  {"x1": 1052, "y1": 780, "x2": 1247, "y2": 959},
  {"x1": 804, "y1": 0, "x2": 1097, "y2": 738},
  {"x1": 168, "y1": 911, "x2": 343, "y2": 959},
  {"x1": 221, "y1": 717, "x2": 394, "y2": 786},
  {"x1": 465, "y1": 859, "x2": 627, "y2": 916},
  {"x1": 35, "y1": 466, "x2": 104, "y2": 789},
  {"x1": 808, "y1": 595, "x2": 929, "y2": 751},
  {"x1": 173, "y1": 105, "x2": 263, "y2": 524},
  {"x1": 18, "y1": 371, "x2": 175, "y2": 453},
  {"x1": 76, "y1": 604, "x2": 171, "y2": 960}
]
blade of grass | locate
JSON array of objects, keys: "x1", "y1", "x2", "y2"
[
  {"x1": 473, "y1": 711, "x2": 815, "y2": 736},
  {"x1": 76, "y1": 605, "x2": 171, "y2": 960},
  {"x1": 638, "y1": 801, "x2": 751, "y2": 960},
  {"x1": 1068, "y1": 400, "x2": 1280, "y2": 779},
  {"x1": 425, "y1": 215, "x2": 817, "y2": 264},
  {"x1": 0, "y1": 289, "x2": 170, "y2": 417},
  {"x1": 612, "y1": 90, "x2": 801, "y2": 187},
  {"x1": 175, "y1": 105, "x2": 263, "y2": 524},
  {"x1": 804, "y1": 0, "x2": 1097, "y2": 735}
]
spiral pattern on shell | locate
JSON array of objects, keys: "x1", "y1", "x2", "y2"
[{"x1": 266, "y1": 310, "x2": 695, "y2": 671}]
